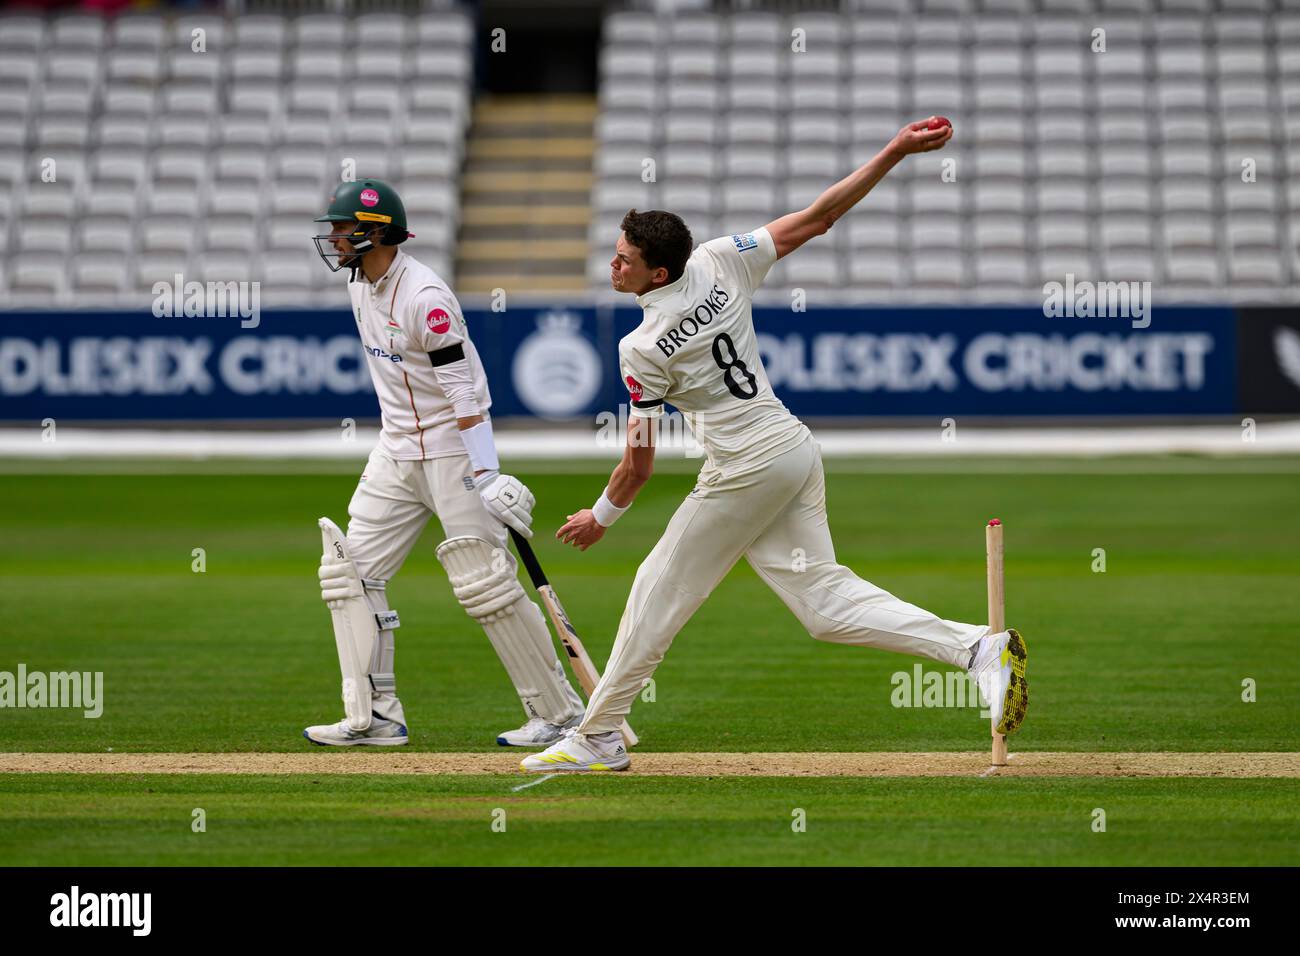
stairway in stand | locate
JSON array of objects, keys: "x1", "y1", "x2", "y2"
[{"x1": 454, "y1": 94, "x2": 595, "y2": 295}]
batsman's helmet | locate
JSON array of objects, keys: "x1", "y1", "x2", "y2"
[{"x1": 312, "y1": 179, "x2": 411, "y2": 272}]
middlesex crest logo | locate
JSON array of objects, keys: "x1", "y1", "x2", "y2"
[
  {"x1": 360, "y1": 188, "x2": 380, "y2": 207},
  {"x1": 511, "y1": 311, "x2": 603, "y2": 419},
  {"x1": 426, "y1": 308, "x2": 451, "y2": 334},
  {"x1": 625, "y1": 374, "x2": 644, "y2": 402}
]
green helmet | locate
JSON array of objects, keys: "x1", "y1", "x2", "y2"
[{"x1": 312, "y1": 179, "x2": 411, "y2": 272}]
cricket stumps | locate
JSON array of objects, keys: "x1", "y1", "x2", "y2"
[{"x1": 986, "y1": 518, "x2": 1007, "y2": 766}]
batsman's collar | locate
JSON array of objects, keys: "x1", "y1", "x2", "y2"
[
  {"x1": 636, "y1": 269, "x2": 688, "y2": 308},
  {"x1": 367, "y1": 248, "x2": 407, "y2": 294}
]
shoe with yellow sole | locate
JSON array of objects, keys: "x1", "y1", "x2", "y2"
[
  {"x1": 520, "y1": 729, "x2": 630, "y2": 773},
  {"x1": 969, "y1": 628, "x2": 1029, "y2": 735}
]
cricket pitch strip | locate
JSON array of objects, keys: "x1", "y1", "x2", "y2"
[{"x1": 1, "y1": 752, "x2": 1297, "y2": 778}]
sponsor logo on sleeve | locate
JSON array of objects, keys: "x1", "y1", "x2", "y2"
[
  {"x1": 625, "y1": 374, "x2": 644, "y2": 401},
  {"x1": 426, "y1": 308, "x2": 451, "y2": 334},
  {"x1": 731, "y1": 233, "x2": 758, "y2": 252}
]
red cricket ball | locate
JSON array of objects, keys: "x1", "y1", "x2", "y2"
[
  {"x1": 928, "y1": 116, "x2": 952, "y2": 131},
  {"x1": 988, "y1": 517, "x2": 1001, "y2": 526}
]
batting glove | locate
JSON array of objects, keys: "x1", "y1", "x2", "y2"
[{"x1": 474, "y1": 471, "x2": 536, "y2": 539}]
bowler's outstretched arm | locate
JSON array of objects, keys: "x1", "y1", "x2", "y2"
[{"x1": 765, "y1": 118, "x2": 954, "y2": 259}]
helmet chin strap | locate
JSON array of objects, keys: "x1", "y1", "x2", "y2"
[{"x1": 344, "y1": 227, "x2": 382, "y2": 281}]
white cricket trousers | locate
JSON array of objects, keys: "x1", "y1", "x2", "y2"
[
  {"x1": 578, "y1": 433, "x2": 989, "y2": 735},
  {"x1": 345, "y1": 447, "x2": 506, "y2": 581}
]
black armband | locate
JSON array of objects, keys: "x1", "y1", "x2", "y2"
[{"x1": 428, "y1": 343, "x2": 466, "y2": 367}]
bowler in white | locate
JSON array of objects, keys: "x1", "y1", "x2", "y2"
[{"x1": 523, "y1": 120, "x2": 1029, "y2": 772}]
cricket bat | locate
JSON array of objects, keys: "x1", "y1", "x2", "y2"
[{"x1": 508, "y1": 528, "x2": 639, "y2": 748}]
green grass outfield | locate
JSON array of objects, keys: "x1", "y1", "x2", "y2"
[
  {"x1": 0, "y1": 774, "x2": 1297, "y2": 866},
  {"x1": 1, "y1": 456, "x2": 1298, "y2": 865}
]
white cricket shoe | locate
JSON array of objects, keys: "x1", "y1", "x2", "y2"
[
  {"x1": 496, "y1": 714, "x2": 582, "y2": 748},
  {"x1": 302, "y1": 715, "x2": 409, "y2": 746},
  {"x1": 520, "y1": 729, "x2": 630, "y2": 772},
  {"x1": 968, "y1": 628, "x2": 1029, "y2": 735}
]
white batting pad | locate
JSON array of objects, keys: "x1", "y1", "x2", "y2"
[{"x1": 436, "y1": 536, "x2": 583, "y2": 723}]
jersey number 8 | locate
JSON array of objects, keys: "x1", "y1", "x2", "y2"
[{"x1": 711, "y1": 333, "x2": 758, "y2": 400}]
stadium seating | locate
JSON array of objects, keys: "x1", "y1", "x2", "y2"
[
  {"x1": 3, "y1": 2, "x2": 1298, "y2": 309},
  {"x1": 0, "y1": 8, "x2": 473, "y2": 308},
  {"x1": 591, "y1": 2, "x2": 1300, "y2": 305}
]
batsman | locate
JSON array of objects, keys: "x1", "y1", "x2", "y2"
[
  {"x1": 524, "y1": 119, "x2": 1029, "y2": 772},
  {"x1": 303, "y1": 179, "x2": 584, "y2": 748}
]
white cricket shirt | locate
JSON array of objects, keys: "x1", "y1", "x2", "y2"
[
  {"x1": 621, "y1": 227, "x2": 809, "y2": 473},
  {"x1": 346, "y1": 248, "x2": 492, "y2": 460}
]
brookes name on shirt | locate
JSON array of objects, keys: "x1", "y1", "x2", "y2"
[{"x1": 654, "y1": 283, "x2": 731, "y2": 359}]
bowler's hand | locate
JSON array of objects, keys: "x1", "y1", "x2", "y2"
[
  {"x1": 889, "y1": 118, "x2": 953, "y2": 158},
  {"x1": 557, "y1": 509, "x2": 607, "y2": 551}
]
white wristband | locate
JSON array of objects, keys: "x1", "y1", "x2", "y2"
[
  {"x1": 459, "y1": 420, "x2": 500, "y2": 473},
  {"x1": 592, "y1": 488, "x2": 630, "y2": 528}
]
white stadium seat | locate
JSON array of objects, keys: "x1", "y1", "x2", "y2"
[
  {"x1": 729, "y1": 81, "x2": 781, "y2": 112},
  {"x1": 270, "y1": 186, "x2": 326, "y2": 218},
  {"x1": 727, "y1": 49, "x2": 779, "y2": 80},
  {"x1": 294, "y1": 13, "x2": 347, "y2": 48},
  {"x1": 156, "y1": 115, "x2": 214, "y2": 148},
  {"x1": 84, "y1": 182, "x2": 139, "y2": 219},
  {"x1": 1165, "y1": 250, "x2": 1224, "y2": 287},
  {"x1": 107, "y1": 50, "x2": 162, "y2": 85},
  {"x1": 73, "y1": 253, "x2": 130, "y2": 296},
  {"x1": 730, "y1": 13, "x2": 781, "y2": 45},
  {"x1": 0, "y1": 15, "x2": 44, "y2": 52},
  {"x1": 93, "y1": 116, "x2": 151, "y2": 149},
  {"x1": 231, "y1": 50, "x2": 282, "y2": 82},
  {"x1": 724, "y1": 146, "x2": 779, "y2": 179},
  {"x1": 417, "y1": 10, "x2": 473, "y2": 46},
  {"x1": 52, "y1": 15, "x2": 105, "y2": 50},
  {"x1": 847, "y1": 253, "x2": 904, "y2": 289},
  {"x1": 975, "y1": 253, "x2": 1030, "y2": 287},
  {"x1": 260, "y1": 251, "x2": 317, "y2": 302},
  {"x1": 1025, "y1": 219, "x2": 1084, "y2": 265},
  {"x1": 143, "y1": 222, "x2": 196, "y2": 253},
  {"x1": 79, "y1": 218, "x2": 135, "y2": 253},
  {"x1": 21, "y1": 223, "x2": 74, "y2": 255},
  {"x1": 663, "y1": 145, "x2": 715, "y2": 180},
  {"x1": 784, "y1": 249, "x2": 844, "y2": 287},
  {"x1": 204, "y1": 215, "x2": 257, "y2": 253},
  {"x1": 976, "y1": 213, "x2": 1028, "y2": 252},
  {"x1": 280, "y1": 113, "x2": 333, "y2": 149},
  {"x1": 662, "y1": 182, "x2": 715, "y2": 217},
  {"x1": 111, "y1": 14, "x2": 166, "y2": 50},
  {"x1": 188, "y1": 251, "x2": 253, "y2": 285},
  {"x1": 605, "y1": 13, "x2": 659, "y2": 46},
  {"x1": 667, "y1": 49, "x2": 719, "y2": 80},
  {"x1": 787, "y1": 148, "x2": 843, "y2": 180},
  {"x1": 600, "y1": 48, "x2": 654, "y2": 81},
  {"x1": 847, "y1": 217, "x2": 902, "y2": 251},
  {"x1": 595, "y1": 181, "x2": 653, "y2": 213},
  {"x1": 355, "y1": 52, "x2": 405, "y2": 82},
  {"x1": 726, "y1": 113, "x2": 778, "y2": 146}
]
